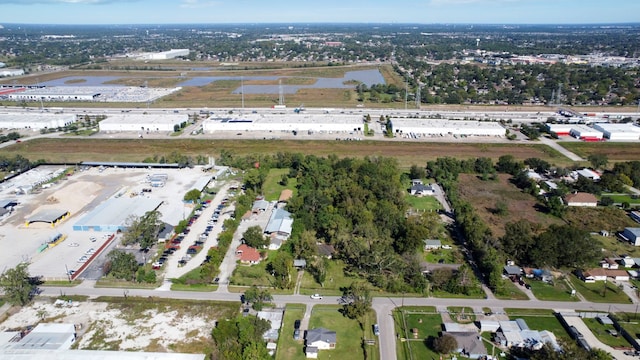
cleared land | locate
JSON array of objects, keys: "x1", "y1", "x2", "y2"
[
  {"x1": 457, "y1": 173, "x2": 562, "y2": 237},
  {"x1": 560, "y1": 142, "x2": 640, "y2": 162},
  {"x1": 394, "y1": 307, "x2": 442, "y2": 360},
  {"x1": 5, "y1": 138, "x2": 569, "y2": 169}
]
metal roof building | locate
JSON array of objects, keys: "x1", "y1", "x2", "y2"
[
  {"x1": 593, "y1": 123, "x2": 640, "y2": 140},
  {"x1": 27, "y1": 209, "x2": 70, "y2": 226},
  {"x1": 99, "y1": 114, "x2": 188, "y2": 132},
  {"x1": 390, "y1": 118, "x2": 506, "y2": 137},
  {"x1": 0, "y1": 113, "x2": 75, "y2": 130},
  {"x1": 73, "y1": 197, "x2": 163, "y2": 232},
  {"x1": 203, "y1": 113, "x2": 364, "y2": 134}
]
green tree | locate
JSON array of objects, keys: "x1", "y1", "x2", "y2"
[
  {"x1": 268, "y1": 251, "x2": 293, "y2": 289},
  {"x1": 121, "y1": 210, "x2": 163, "y2": 249},
  {"x1": 433, "y1": 334, "x2": 458, "y2": 354},
  {"x1": 341, "y1": 282, "x2": 372, "y2": 322},
  {"x1": 588, "y1": 154, "x2": 609, "y2": 170},
  {"x1": 212, "y1": 315, "x2": 271, "y2": 360},
  {"x1": 242, "y1": 226, "x2": 269, "y2": 249},
  {"x1": 292, "y1": 230, "x2": 318, "y2": 260},
  {"x1": 106, "y1": 250, "x2": 138, "y2": 281},
  {"x1": 409, "y1": 164, "x2": 426, "y2": 180},
  {"x1": 244, "y1": 286, "x2": 273, "y2": 310},
  {"x1": 183, "y1": 188, "x2": 201, "y2": 203},
  {"x1": 0, "y1": 263, "x2": 38, "y2": 306}
]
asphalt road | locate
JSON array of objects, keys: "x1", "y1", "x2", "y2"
[{"x1": 37, "y1": 284, "x2": 640, "y2": 360}]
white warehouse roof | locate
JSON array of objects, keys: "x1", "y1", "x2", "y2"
[
  {"x1": 593, "y1": 123, "x2": 640, "y2": 140},
  {"x1": 100, "y1": 113, "x2": 188, "y2": 132},
  {"x1": 569, "y1": 125, "x2": 603, "y2": 139},
  {"x1": 390, "y1": 118, "x2": 505, "y2": 136},
  {"x1": 0, "y1": 113, "x2": 75, "y2": 130},
  {"x1": 203, "y1": 113, "x2": 363, "y2": 133}
]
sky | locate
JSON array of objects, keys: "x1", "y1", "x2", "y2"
[{"x1": 1, "y1": 0, "x2": 639, "y2": 25}]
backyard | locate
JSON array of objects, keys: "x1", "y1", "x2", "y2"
[
  {"x1": 275, "y1": 304, "x2": 307, "y2": 360},
  {"x1": 527, "y1": 278, "x2": 579, "y2": 302},
  {"x1": 262, "y1": 168, "x2": 297, "y2": 202},
  {"x1": 394, "y1": 307, "x2": 443, "y2": 360}
]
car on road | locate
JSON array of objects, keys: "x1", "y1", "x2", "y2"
[
  {"x1": 373, "y1": 323, "x2": 380, "y2": 336},
  {"x1": 310, "y1": 294, "x2": 323, "y2": 300}
]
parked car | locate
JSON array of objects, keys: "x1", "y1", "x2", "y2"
[
  {"x1": 293, "y1": 329, "x2": 300, "y2": 340},
  {"x1": 373, "y1": 324, "x2": 380, "y2": 336}
]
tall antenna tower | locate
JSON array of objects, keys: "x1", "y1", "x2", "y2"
[{"x1": 278, "y1": 79, "x2": 284, "y2": 106}]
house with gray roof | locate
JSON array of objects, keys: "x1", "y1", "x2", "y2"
[
  {"x1": 442, "y1": 332, "x2": 487, "y2": 359},
  {"x1": 265, "y1": 208, "x2": 293, "y2": 237},
  {"x1": 306, "y1": 328, "x2": 336, "y2": 351},
  {"x1": 621, "y1": 228, "x2": 640, "y2": 246}
]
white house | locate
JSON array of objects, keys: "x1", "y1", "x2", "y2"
[
  {"x1": 410, "y1": 183, "x2": 436, "y2": 196},
  {"x1": 306, "y1": 328, "x2": 336, "y2": 351},
  {"x1": 424, "y1": 239, "x2": 442, "y2": 250}
]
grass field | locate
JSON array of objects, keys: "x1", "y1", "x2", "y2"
[
  {"x1": 263, "y1": 168, "x2": 297, "y2": 201},
  {"x1": 308, "y1": 305, "x2": 379, "y2": 360},
  {"x1": 597, "y1": 235, "x2": 640, "y2": 258},
  {"x1": 394, "y1": 307, "x2": 443, "y2": 360},
  {"x1": 560, "y1": 142, "x2": 640, "y2": 162},
  {"x1": 563, "y1": 207, "x2": 639, "y2": 233},
  {"x1": 4, "y1": 138, "x2": 573, "y2": 170},
  {"x1": 405, "y1": 195, "x2": 442, "y2": 211},
  {"x1": 494, "y1": 280, "x2": 529, "y2": 300},
  {"x1": 527, "y1": 279, "x2": 579, "y2": 302},
  {"x1": 583, "y1": 317, "x2": 634, "y2": 348},
  {"x1": 601, "y1": 193, "x2": 640, "y2": 205},
  {"x1": 230, "y1": 262, "x2": 273, "y2": 287},
  {"x1": 276, "y1": 304, "x2": 307, "y2": 360},
  {"x1": 299, "y1": 260, "x2": 359, "y2": 296},
  {"x1": 457, "y1": 173, "x2": 562, "y2": 237},
  {"x1": 568, "y1": 274, "x2": 632, "y2": 304}
]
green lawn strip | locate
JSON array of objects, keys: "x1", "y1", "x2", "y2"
[
  {"x1": 263, "y1": 168, "x2": 298, "y2": 201},
  {"x1": 275, "y1": 304, "x2": 306, "y2": 360},
  {"x1": 431, "y1": 289, "x2": 486, "y2": 299},
  {"x1": 423, "y1": 248, "x2": 459, "y2": 264},
  {"x1": 505, "y1": 308, "x2": 557, "y2": 316},
  {"x1": 170, "y1": 283, "x2": 218, "y2": 292},
  {"x1": 568, "y1": 274, "x2": 632, "y2": 304},
  {"x1": 601, "y1": 194, "x2": 640, "y2": 204},
  {"x1": 582, "y1": 317, "x2": 634, "y2": 348},
  {"x1": 308, "y1": 305, "x2": 373, "y2": 360},
  {"x1": 405, "y1": 196, "x2": 442, "y2": 211},
  {"x1": 226, "y1": 285, "x2": 293, "y2": 295},
  {"x1": 394, "y1": 307, "x2": 443, "y2": 360},
  {"x1": 527, "y1": 279, "x2": 579, "y2": 302},
  {"x1": 94, "y1": 279, "x2": 159, "y2": 289},
  {"x1": 42, "y1": 280, "x2": 82, "y2": 287},
  {"x1": 493, "y1": 280, "x2": 529, "y2": 300}
]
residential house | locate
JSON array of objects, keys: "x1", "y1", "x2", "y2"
[
  {"x1": 236, "y1": 244, "x2": 262, "y2": 264},
  {"x1": 526, "y1": 170, "x2": 543, "y2": 181},
  {"x1": 411, "y1": 179, "x2": 424, "y2": 186},
  {"x1": 621, "y1": 228, "x2": 640, "y2": 246},
  {"x1": 576, "y1": 168, "x2": 601, "y2": 181},
  {"x1": 608, "y1": 269, "x2": 630, "y2": 281},
  {"x1": 441, "y1": 332, "x2": 487, "y2": 360},
  {"x1": 294, "y1": 259, "x2": 307, "y2": 269},
  {"x1": 504, "y1": 265, "x2": 522, "y2": 277},
  {"x1": 305, "y1": 328, "x2": 336, "y2": 358},
  {"x1": 317, "y1": 244, "x2": 335, "y2": 259},
  {"x1": 252, "y1": 199, "x2": 270, "y2": 213},
  {"x1": 410, "y1": 183, "x2": 435, "y2": 196},
  {"x1": 423, "y1": 239, "x2": 442, "y2": 250},
  {"x1": 265, "y1": 208, "x2": 293, "y2": 237},
  {"x1": 564, "y1": 192, "x2": 598, "y2": 207},
  {"x1": 600, "y1": 258, "x2": 619, "y2": 270},
  {"x1": 268, "y1": 236, "x2": 283, "y2": 251},
  {"x1": 581, "y1": 268, "x2": 629, "y2": 281},
  {"x1": 631, "y1": 211, "x2": 640, "y2": 224},
  {"x1": 523, "y1": 268, "x2": 553, "y2": 282}
]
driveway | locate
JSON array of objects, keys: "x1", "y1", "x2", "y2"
[{"x1": 562, "y1": 315, "x2": 635, "y2": 360}]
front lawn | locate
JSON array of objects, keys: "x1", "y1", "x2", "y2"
[
  {"x1": 308, "y1": 305, "x2": 379, "y2": 360},
  {"x1": 528, "y1": 279, "x2": 579, "y2": 302},
  {"x1": 275, "y1": 304, "x2": 306, "y2": 360},
  {"x1": 405, "y1": 195, "x2": 442, "y2": 211},
  {"x1": 493, "y1": 279, "x2": 529, "y2": 300},
  {"x1": 394, "y1": 307, "x2": 443, "y2": 360},
  {"x1": 583, "y1": 317, "x2": 634, "y2": 348},
  {"x1": 230, "y1": 262, "x2": 273, "y2": 287},
  {"x1": 569, "y1": 274, "x2": 632, "y2": 304}
]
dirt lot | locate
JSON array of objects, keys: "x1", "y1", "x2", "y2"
[
  {"x1": 457, "y1": 173, "x2": 562, "y2": 237},
  {"x1": 0, "y1": 166, "x2": 214, "y2": 280},
  {"x1": 0, "y1": 297, "x2": 237, "y2": 353}
]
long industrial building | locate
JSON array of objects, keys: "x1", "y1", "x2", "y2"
[
  {"x1": 203, "y1": 113, "x2": 364, "y2": 134},
  {"x1": 569, "y1": 125, "x2": 603, "y2": 141},
  {"x1": 0, "y1": 113, "x2": 76, "y2": 130},
  {"x1": 99, "y1": 114, "x2": 188, "y2": 133},
  {"x1": 73, "y1": 197, "x2": 163, "y2": 232},
  {"x1": 136, "y1": 49, "x2": 190, "y2": 60},
  {"x1": 389, "y1": 118, "x2": 506, "y2": 137},
  {"x1": 5, "y1": 86, "x2": 181, "y2": 103},
  {"x1": 593, "y1": 123, "x2": 640, "y2": 140}
]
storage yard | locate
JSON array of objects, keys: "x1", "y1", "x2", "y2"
[{"x1": 0, "y1": 165, "x2": 216, "y2": 280}]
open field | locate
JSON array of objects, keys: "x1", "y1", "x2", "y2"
[
  {"x1": 568, "y1": 274, "x2": 632, "y2": 304},
  {"x1": 263, "y1": 168, "x2": 298, "y2": 202},
  {"x1": 457, "y1": 173, "x2": 562, "y2": 237},
  {"x1": 563, "y1": 207, "x2": 639, "y2": 233},
  {"x1": 394, "y1": 307, "x2": 443, "y2": 360},
  {"x1": 4, "y1": 138, "x2": 571, "y2": 169},
  {"x1": 0, "y1": 296, "x2": 237, "y2": 353},
  {"x1": 560, "y1": 142, "x2": 640, "y2": 162}
]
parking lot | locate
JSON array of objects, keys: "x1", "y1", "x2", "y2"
[{"x1": 0, "y1": 165, "x2": 216, "y2": 280}]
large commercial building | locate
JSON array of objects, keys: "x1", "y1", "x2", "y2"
[
  {"x1": 73, "y1": 197, "x2": 163, "y2": 232},
  {"x1": 203, "y1": 113, "x2": 364, "y2": 134},
  {"x1": 5, "y1": 86, "x2": 181, "y2": 103},
  {"x1": 0, "y1": 113, "x2": 76, "y2": 130},
  {"x1": 389, "y1": 118, "x2": 506, "y2": 137},
  {"x1": 569, "y1": 125, "x2": 604, "y2": 141},
  {"x1": 137, "y1": 49, "x2": 190, "y2": 60},
  {"x1": 593, "y1": 123, "x2": 640, "y2": 140},
  {"x1": 99, "y1": 114, "x2": 188, "y2": 133}
]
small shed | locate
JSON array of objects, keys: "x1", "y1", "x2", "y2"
[{"x1": 294, "y1": 259, "x2": 307, "y2": 268}]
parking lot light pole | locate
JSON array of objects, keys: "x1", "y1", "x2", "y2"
[{"x1": 65, "y1": 264, "x2": 71, "y2": 282}]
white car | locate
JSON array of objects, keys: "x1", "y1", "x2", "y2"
[
  {"x1": 310, "y1": 294, "x2": 323, "y2": 300},
  {"x1": 89, "y1": 237, "x2": 97, "y2": 242}
]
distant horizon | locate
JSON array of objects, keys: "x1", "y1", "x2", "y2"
[
  {"x1": 2, "y1": 22, "x2": 640, "y2": 27},
  {"x1": 2, "y1": 0, "x2": 639, "y2": 26}
]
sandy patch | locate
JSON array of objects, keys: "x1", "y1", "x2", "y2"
[{"x1": 0, "y1": 299, "x2": 216, "y2": 352}]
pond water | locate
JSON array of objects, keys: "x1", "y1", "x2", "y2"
[{"x1": 38, "y1": 69, "x2": 385, "y2": 95}]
